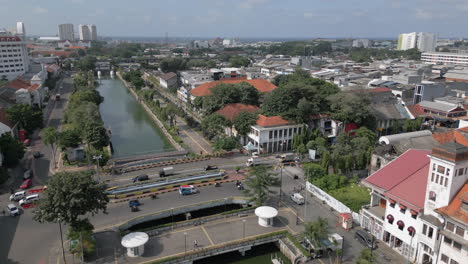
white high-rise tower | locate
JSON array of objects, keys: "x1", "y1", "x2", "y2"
[
  {"x1": 16, "y1": 21, "x2": 25, "y2": 36},
  {"x1": 79, "y1": 24, "x2": 97, "y2": 41},
  {"x1": 58, "y1": 23, "x2": 75, "y2": 41}
]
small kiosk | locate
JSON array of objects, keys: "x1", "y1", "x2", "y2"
[
  {"x1": 338, "y1": 212, "x2": 353, "y2": 230},
  {"x1": 255, "y1": 206, "x2": 278, "y2": 227},
  {"x1": 121, "y1": 232, "x2": 149, "y2": 257}
]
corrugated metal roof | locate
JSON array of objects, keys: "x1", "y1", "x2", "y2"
[{"x1": 419, "y1": 101, "x2": 458, "y2": 112}]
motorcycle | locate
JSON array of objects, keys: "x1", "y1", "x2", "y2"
[{"x1": 214, "y1": 182, "x2": 221, "y2": 187}]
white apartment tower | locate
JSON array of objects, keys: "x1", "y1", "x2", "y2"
[
  {"x1": 16, "y1": 22, "x2": 25, "y2": 36},
  {"x1": 0, "y1": 29, "x2": 30, "y2": 80},
  {"x1": 398, "y1": 32, "x2": 437, "y2": 52},
  {"x1": 58, "y1": 23, "x2": 75, "y2": 41},
  {"x1": 79, "y1": 24, "x2": 97, "y2": 41}
]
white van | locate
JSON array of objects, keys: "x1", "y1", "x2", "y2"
[
  {"x1": 291, "y1": 193, "x2": 305, "y2": 205},
  {"x1": 19, "y1": 194, "x2": 39, "y2": 206},
  {"x1": 10, "y1": 191, "x2": 26, "y2": 201}
]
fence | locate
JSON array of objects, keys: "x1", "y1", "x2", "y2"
[{"x1": 306, "y1": 182, "x2": 361, "y2": 225}]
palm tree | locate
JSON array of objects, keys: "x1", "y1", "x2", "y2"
[
  {"x1": 43, "y1": 127, "x2": 59, "y2": 168},
  {"x1": 242, "y1": 165, "x2": 279, "y2": 206},
  {"x1": 303, "y1": 217, "x2": 329, "y2": 248}
]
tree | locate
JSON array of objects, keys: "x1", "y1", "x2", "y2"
[
  {"x1": 243, "y1": 165, "x2": 279, "y2": 206},
  {"x1": 356, "y1": 249, "x2": 376, "y2": 264},
  {"x1": 328, "y1": 92, "x2": 375, "y2": 128},
  {"x1": 233, "y1": 111, "x2": 258, "y2": 136},
  {"x1": 354, "y1": 127, "x2": 377, "y2": 144},
  {"x1": 75, "y1": 56, "x2": 97, "y2": 71},
  {"x1": 237, "y1": 82, "x2": 260, "y2": 106},
  {"x1": 58, "y1": 129, "x2": 82, "y2": 150},
  {"x1": 229, "y1": 56, "x2": 250, "y2": 67},
  {"x1": 43, "y1": 127, "x2": 59, "y2": 168},
  {"x1": 82, "y1": 121, "x2": 109, "y2": 149},
  {"x1": 213, "y1": 136, "x2": 238, "y2": 151},
  {"x1": 303, "y1": 217, "x2": 329, "y2": 248},
  {"x1": 86, "y1": 148, "x2": 110, "y2": 167},
  {"x1": 0, "y1": 134, "x2": 25, "y2": 167},
  {"x1": 304, "y1": 163, "x2": 326, "y2": 181},
  {"x1": 33, "y1": 171, "x2": 109, "y2": 228},
  {"x1": 160, "y1": 57, "x2": 187, "y2": 73},
  {"x1": 6, "y1": 104, "x2": 43, "y2": 135},
  {"x1": 201, "y1": 114, "x2": 230, "y2": 139},
  {"x1": 69, "y1": 89, "x2": 103, "y2": 106}
]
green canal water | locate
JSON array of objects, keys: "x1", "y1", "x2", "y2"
[{"x1": 97, "y1": 77, "x2": 172, "y2": 158}]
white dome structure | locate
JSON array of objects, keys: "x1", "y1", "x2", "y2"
[
  {"x1": 255, "y1": 206, "x2": 278, "y2": 227},
  {"x1": 121, "y1": 232, "x2": 149, "y2": 257},
  {"x1": 379, "y1": 130, "x2": 432, "y2": 145}
]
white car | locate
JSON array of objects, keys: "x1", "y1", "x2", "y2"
[
  {"x1": 19, "y1": 194, "x2": 40, "y2": 206},
  {"x1": 291, "y1": 193, "x2": 305, "y2": 205},
  {"x1": 7, "y1": 204, "x2": 20, "y2": 216},
  {"x1": 9, "y1": 191, "x2": 26, "y2": 201}
]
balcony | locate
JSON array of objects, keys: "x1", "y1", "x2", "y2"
[{"x1": 362, "y1": 205, "x2": 386, "y2": 222}]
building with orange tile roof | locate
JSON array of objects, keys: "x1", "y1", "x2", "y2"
[
  {"x1": 190, "y1": 79, "x2": 277, "y2": 97},
  {"x1": 216, "y1": 103, "x2": 259, "y2": 122},
  {"x1": 246, "y1": 114, "x2": 303, "y2": 153}
]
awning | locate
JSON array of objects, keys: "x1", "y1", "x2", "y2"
[
  {"x1": 388, "y1": 199, "x2": 396, "y2": 204},
  {"x1": 410, "y1": 210, "x2": 419, "y2": 215},
  {"x1": 407, "y1": 226, "x2": 416, "y2": 236},
  {"x1": 244, "y1": 142, "x2": 257, "y2": 151},
  {"x1": 399, "y1": 204, "x2": 407, "y2": 210},
  {"x1": 386, "y1": 214, "x2": 394, "y2": 222},
  {"x1": 397, "y1": 220, "x2": 405, "y2": 227}
]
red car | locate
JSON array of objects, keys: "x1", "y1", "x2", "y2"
[{"x1": 20, "y1": 179, "x2": 33, "y2": 189}]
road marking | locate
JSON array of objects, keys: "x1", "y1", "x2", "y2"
[
  {"x1": 114, "y1": 248, "x2": 118, "y2": 264},
  {"x1": 201, "y1": 226, "x2": 215, "y2": 245},
  {"x1": 56, "y1": 256, "x2": 60, "y2": 264},
  {"x1": 181, "y1": 128, "x2": 209, "y2": 153}
]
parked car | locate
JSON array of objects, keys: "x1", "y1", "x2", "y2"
[
  {"x1": 20, "y1": 179, "x2": 33, "y2": 189},
  {"x1": 205, "y1": 165, "x2": 218, "y2": 171},
  {"x1": 9, "y1": 191, "x2": 26, "y2": 201},
  {"x1": 23, "y1": 170, "x2": 33, "y2": 180},
  {"x1": 132, "y1": 174, "x2": 149, "y2": 183},
  {"x1": 19, "y1": 194, "x2": 40, "y2": 206},
  {"x1": 33, "y1": 152, "x2": 42, "y2": 159},
  {"x1": 128, "y1": 199, "x2": 141, "y2": 207},
  {"x1": 290, "y1": 193, "x2": 305, "y2": 205},
  {"x1": 354, "y1": 230, "x2": 376, "y2": 249},
  {"x1": 7, "y1": 204, "x2": 20, "y2": 216}
]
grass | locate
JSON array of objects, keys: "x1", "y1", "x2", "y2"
[{"x1": 329, "y1": 183, "x2": 371, "y2": 212}]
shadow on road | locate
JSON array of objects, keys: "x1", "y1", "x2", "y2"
[
  {"x1": 88, "y1": 230, "x2": 124, "y2": 264},
  {"x1": 0, "y1": 215, "x2": 21, "y2": 264}
]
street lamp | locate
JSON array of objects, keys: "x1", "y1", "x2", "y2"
[
  {"x1": 242, "y1": 219, "x2": 246, "y2": 239},
  {"x1": 93, "y1": 155, "x2": 103, "y2": 182},
  {"x1": 184, "y1": 232, "x2": 188, "y2": 254},
  {"x1": 57, "y1": 217, "x2": 67, "y2": 264}
]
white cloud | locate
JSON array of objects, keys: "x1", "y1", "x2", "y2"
[
  {"x1": 32, "y1": 7, "x2": 48, "y2": 14},
  {"x1": 239, "y1": 0, "x2": 269, "y2": 9}
]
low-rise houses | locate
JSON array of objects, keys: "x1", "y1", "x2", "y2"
[{"x1": 159, "y1": 72, "x2": 177, "y2": 89}]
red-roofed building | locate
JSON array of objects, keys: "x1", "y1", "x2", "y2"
[
  {"x1": 190, "y1": 79, "x2": 277, "y2": 97},
  {"x1": 215, "y1": 103, "x2": 260, "y2": 144},
  {"x1": 246, "y1": 114, "x2": 303, "y2": 153},
  {"x1": 360, "y1": 142, "x2": 468, "y2": 264}
]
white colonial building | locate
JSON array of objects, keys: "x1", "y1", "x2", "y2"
[
  {"x1": 361, "y1": 136, "x2": 468, "y2": 264},
  {"x1": 0, "y1": 33, "x2": 30, "y2": 80}
]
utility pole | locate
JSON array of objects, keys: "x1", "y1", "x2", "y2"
[
  {"x1": 58, "y1": 221, "x2": 67, "y2": 264},
  {"x1": 92, "y1": 155, "x2": 102, "y2": 182}
]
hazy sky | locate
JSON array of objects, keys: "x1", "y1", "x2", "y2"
[{"x1": 1, "y1": 0, "x2": 467, "y2": 38}]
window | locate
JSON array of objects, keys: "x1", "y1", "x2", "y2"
[
  {"x1": 411, "y1": 213, "x2": 417, "y2": 219},
  {"x1": 279, "y1": 130, "x2": 282, "y2": 137},
  {"x1": 455, "y1": 226, "x2": 464, "y2": 236},
  {"x1": 437, "y1": 165, "x2": 445, "y2": 174},
  {"x1": 436, "y1": 174, "x2": 439, "y2": 183},
  {"x1": 444, "y1": 178, "x2": 448, "y2": 187},
  {"x1": 458, "y1": 168, "x2": 463, "y2": 176},
  {"x1": 450, "y1": 260, "x2": 459, "y2": 264},
  {"x1": 439, "y1": 176, "x2": 444, "y2": 185},
  {"x1": 452, "y1": 241, "x2": 461, "y2": 251},
  {"x1": 441, "y1": 254, "x2": 448, "y2": 263},
  {"x1": 444, "y1": 236, "x2": 452, "y2": 244},
  {"x1": 428, "y1": 227, "x2": 433, "y2": 238},
  {"x1": 274, "y1": 130, "x2": 277, "y2": 138},
  {"x1": 269, "y1": 131, "x2": 272, "y2": 139},
  {"x1": 431, "y1": 173, "x2": 435, "y2": 182},
  {"x1": 446, "y1": 168, "x2": 450, "y2": 176},
  {"x1": 429, "y1": 191, "x2": 436, "y2": 202},
  {"x1": 446, "y1": 222, "x2": 454, "y2": 232},
  {"x1": 397, "y1": 220, "x2": 405, "y2": 230}
]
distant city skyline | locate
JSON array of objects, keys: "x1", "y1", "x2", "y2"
[{"x1": 1, "y1": 0, "x2": 468, "y2": 38}]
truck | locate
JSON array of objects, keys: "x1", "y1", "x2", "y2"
[
  {"x1": 159, "y1": 167, "x2": 174, "y2": 177},
  {"x1": 246, "y1": 157, "x2": 270, "y2": 167},
  {"x1": 302, "y1": 233, "x2": 343, "y2": 259},
  {"x1": 280, "y1": 153, "x2": 297, "y2": 163}
]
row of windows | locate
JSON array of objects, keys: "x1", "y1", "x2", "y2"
[
  {"x1": 454, "y1": 167, "x2": 467, "y2": 177},
  {"x1": 389, "y1": 202, "x2": 417, "y2": 219},
  {"x1": 422, "y1": 224, "x2": 434, "y2": 239},
  {"x1": 0, "y1": 64, "x2": 23, "y2": 68},
  {"x1": 440, "y1": 254, "x2": 459, "y2": 264},
  {"x1": 1, "y1": 54, "x2": 21, "y2": 57},
  {"x1": 0, "y1": 44, "x2": 20, "y2": 47},
  {"x1": 268, "y1": 127, "x2": 302, "y2": 139},
  {"x1": 431, "y1": 173, "x2": 448, "y2": 187},
  {"x1": 443, "y1": 236, "x2": 463, "y2": 251},
  {"x1": 0, "y1": 68, "x2": 25, "y2": 73},
  {"x1": 0, "y1": 49, "x2": 21, "y2": 52},
  {"x1": 446, "y1": 221, "x2": 465, "y2": 237},
  {"x1": 0, "y1": 59, "x2": 22, "y2": 63}
]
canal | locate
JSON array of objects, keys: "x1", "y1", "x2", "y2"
[{"x1": 97, "y1": 77, "x2": 173, "y2": 158}]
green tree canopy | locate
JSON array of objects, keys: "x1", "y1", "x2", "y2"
[
  {"x1": 356, "y1": 248, "x2": 376, "y2": 264},
  {"x1": 0, "y1": 134, "x2": 25, "y2": 167},
  {"x1": 199, "y1": 82, "x2": 260, "y2": 114},
  {"x1": 6, "y1": 104, "x2": 43, "y2": 135},
  {"x1": 69, "y1": 88, "x2": 103, "y2": 106},
  {"x1": 243, "y1": 165, "x2": 279, "y2": 206},
  {"x1": 233, "y1": 111, "x2": 258, "y2": 136},
  {"x1": 58, "y1": 129, "x2": 82, "y2": 150},
  {"x1": 82, "y1": 121, "x2": 110, "y2": 149},
  {"x1": 200, "y1": 114, "x2": 230, "y2": 139},
  {"x1": 229, "y1": 56, "x2": 250, "y2": 67},
  {"x1": 160, "y1": 57, "x2": 187, "y2": 73},
  {"x1": 327, "y1": 92, "x2": 375, "y2": 128},
  {"x1": 213, "y1": 136, "x2": 238, "y2": 151},
  {"x1": 303, "y1": 217, "x2": 329, "y2": 248},
  {"x1": 74, "y1": 56, "x2": 97, "y2": 71},
  {"x1": 33, "y1": 171, "x2": 109, "y2": 228}
]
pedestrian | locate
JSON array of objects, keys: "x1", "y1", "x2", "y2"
[
  {"x1": 2, "y1": 210, "x2": 5, "y2": 216},
  {"x1": 193, "y1": 240, "x2": 198, "y2": 249}
]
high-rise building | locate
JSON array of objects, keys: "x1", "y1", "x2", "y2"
[
  {"x1": 58, "y1": 23, "x2": 75, "y2": 41},
  {"x1": 417, "y1": 33, "x2": 437, "y2": 52},
  {"x1": 16, "y1": 22, "x2": 25, "y2": 36},
  {"x1": 397, "y1": 32, "x2": 417, "y2": 50},
  {"x1": 352, "y1": 39, "x2": 371, "y2": 48},
  {"x1": 398, "y1": 32, "x2": 437, "y2": 52},
  {"x1": 79, "y1": 24, "x2": 97, "y2": 41},
  {"x1": 0, "y1": 29, "x2": 30, "y2": 80}
]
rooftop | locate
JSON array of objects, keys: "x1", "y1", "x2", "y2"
[
  {"x1": 160, "y1": 72, "x2": 177, "y2": 81},
  {"x1": 216, "y1": 103, "x2": 259, "y2": 122},
  {"x1": 436, "y1": 183, "x2": 468, "y2": 225},
  {"x1": 363, "y1": 149, "x2": 431, "y2": 211},
  {"x1": 256, "y1": 114, "x2": 290, "y2": 127},
  {"x1": 419, "y1": 100, "x2": 462, "y2": 113},
  {"x1": 191, "y1": 79, "x2": 277, "y2": 97}
]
